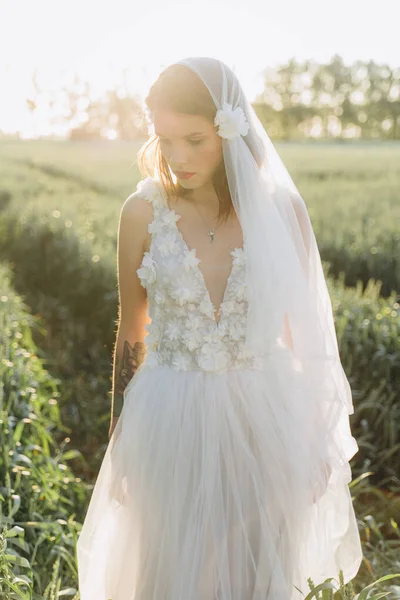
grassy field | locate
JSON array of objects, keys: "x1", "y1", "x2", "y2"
[
  {"x1": 1, "y1": 138, "x2": 399, "y2": 295},
  {"x1": 1, "y1": 138, "x2": 400, "y2": 206},
  {"x1": 0, "y1": 139, "x2": 399, "y2": 597}
]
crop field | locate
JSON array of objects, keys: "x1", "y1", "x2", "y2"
[{"x1": 0, "y1": 138, "x2": 399, "y2": 597}]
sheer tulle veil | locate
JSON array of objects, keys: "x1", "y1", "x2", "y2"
[{"x1": 152, "y1": 56, "x2": 358, "y2": 474}]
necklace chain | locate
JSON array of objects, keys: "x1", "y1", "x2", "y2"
[{"x1": 192, "y1": 200, "x2": 220, "y2": 243}]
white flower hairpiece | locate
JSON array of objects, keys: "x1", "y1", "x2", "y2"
[{"x1": 214, "y1": 102, "x2": 250, "y2": 140}]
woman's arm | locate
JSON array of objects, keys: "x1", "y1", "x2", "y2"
[{"x1": 109, "y1": 192, "x2": 153, "y2": 440}]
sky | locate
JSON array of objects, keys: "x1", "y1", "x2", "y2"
[{"x1": 1, "y1": 0, "x2": 399, "y2": 137}]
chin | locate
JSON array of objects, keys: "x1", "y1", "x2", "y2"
[
  {"x1": 178, "y1": 179, "x2": 198, "y2": 188},
  {"x1": 176, "y1": 176, "x2": 200, "y2": 188}
]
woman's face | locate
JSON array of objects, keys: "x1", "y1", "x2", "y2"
[{"x1": 153, "y1": 109, "x2": 223, "y2": 189}]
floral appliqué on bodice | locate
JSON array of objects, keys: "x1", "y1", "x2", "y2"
[{"x1": 135, "y1": 177, "x2": 263, "y2": 373}]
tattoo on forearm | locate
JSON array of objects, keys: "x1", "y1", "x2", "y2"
[{"x1": 112, "y1": 340, "x2": 146, "y2": 417}]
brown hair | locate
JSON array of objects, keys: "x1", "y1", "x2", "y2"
[{"x1": 137, "y1": 64, "x2": 235, "y2": 224}]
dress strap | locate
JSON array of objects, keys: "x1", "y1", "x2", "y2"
[
  {"x1": 135, "y1": 177, "x2": 167, "y2": 212},
  {"x1": 135, "y1": 177, "x2": 169, "y2": 255}
]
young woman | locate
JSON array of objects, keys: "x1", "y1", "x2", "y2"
[{"x1": 77, "y1": 57, "x2": 363, "y2": 599}]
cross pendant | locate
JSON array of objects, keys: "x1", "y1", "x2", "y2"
[{"x1": 208, "y1": 229, "x2": 215, "y2": 243}]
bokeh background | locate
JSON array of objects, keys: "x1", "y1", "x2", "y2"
[{"x1": 0, "y1": 0, "x2": 399, "y2": 597}]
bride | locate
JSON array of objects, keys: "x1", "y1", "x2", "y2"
[{"x1": 77, "y1": 56, "x2": 363, "y2": 600}]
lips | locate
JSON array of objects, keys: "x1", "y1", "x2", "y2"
[{"x1": 175, "y1": 171, "x2": 195, "y2": 180}]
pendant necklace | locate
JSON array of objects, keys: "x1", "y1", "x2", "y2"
[{"x1": 193, "y1": 200, "x2": 219, "y2": 243}]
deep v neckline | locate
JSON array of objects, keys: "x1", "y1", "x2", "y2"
[{"x1": 164, "y1": 203, "x2": 243, "y2": 326}]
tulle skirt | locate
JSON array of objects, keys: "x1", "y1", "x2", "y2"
[{"x1": 77, "y1": 350, "x2": 363, "y2": 600}]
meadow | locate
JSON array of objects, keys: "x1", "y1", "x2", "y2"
[{"x1": 0, "y1": 139, "x2": 399, "y2": 598}]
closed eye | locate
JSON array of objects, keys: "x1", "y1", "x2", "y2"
[{"x1": 159, "y1": 138, "x2": 204, "y2": 146}]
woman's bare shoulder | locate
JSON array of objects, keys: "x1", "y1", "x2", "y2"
[
  {"x1": 121, "y1": 190, "x2": 154, "y2": 223},
  {"x1": 118, "y1": 190, "x2": 155, "y2": 254}
]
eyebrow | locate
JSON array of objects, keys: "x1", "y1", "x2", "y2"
[{"x1": 155, "y1": 131, "x2": 205, "y2": 138}]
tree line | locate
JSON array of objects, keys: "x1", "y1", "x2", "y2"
[
  {"x1": 254, "y1": 54, "x2": 400, "y2": 140},
  {"x1": 22, "y1": 54, "x2": 400, "y2": 141}
]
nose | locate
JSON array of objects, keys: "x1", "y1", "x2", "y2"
[{"x1": 165, "y1": 146, "x2": 190, "y2": 165}]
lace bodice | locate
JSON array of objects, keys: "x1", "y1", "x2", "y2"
[{"x1": 135, "y1": 177, "x2": 263, "y2": 373}]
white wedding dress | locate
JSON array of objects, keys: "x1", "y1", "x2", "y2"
[{"x1": 77, "y1": 177, "x2": 363, "y2": 600}]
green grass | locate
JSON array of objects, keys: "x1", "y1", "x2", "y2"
[
  {"x1": 0, "y1": 139, "x2": 399, "y2": 597},
  {"x1": 1, "y1": 139, "x2": 399, "y2": 295}
]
